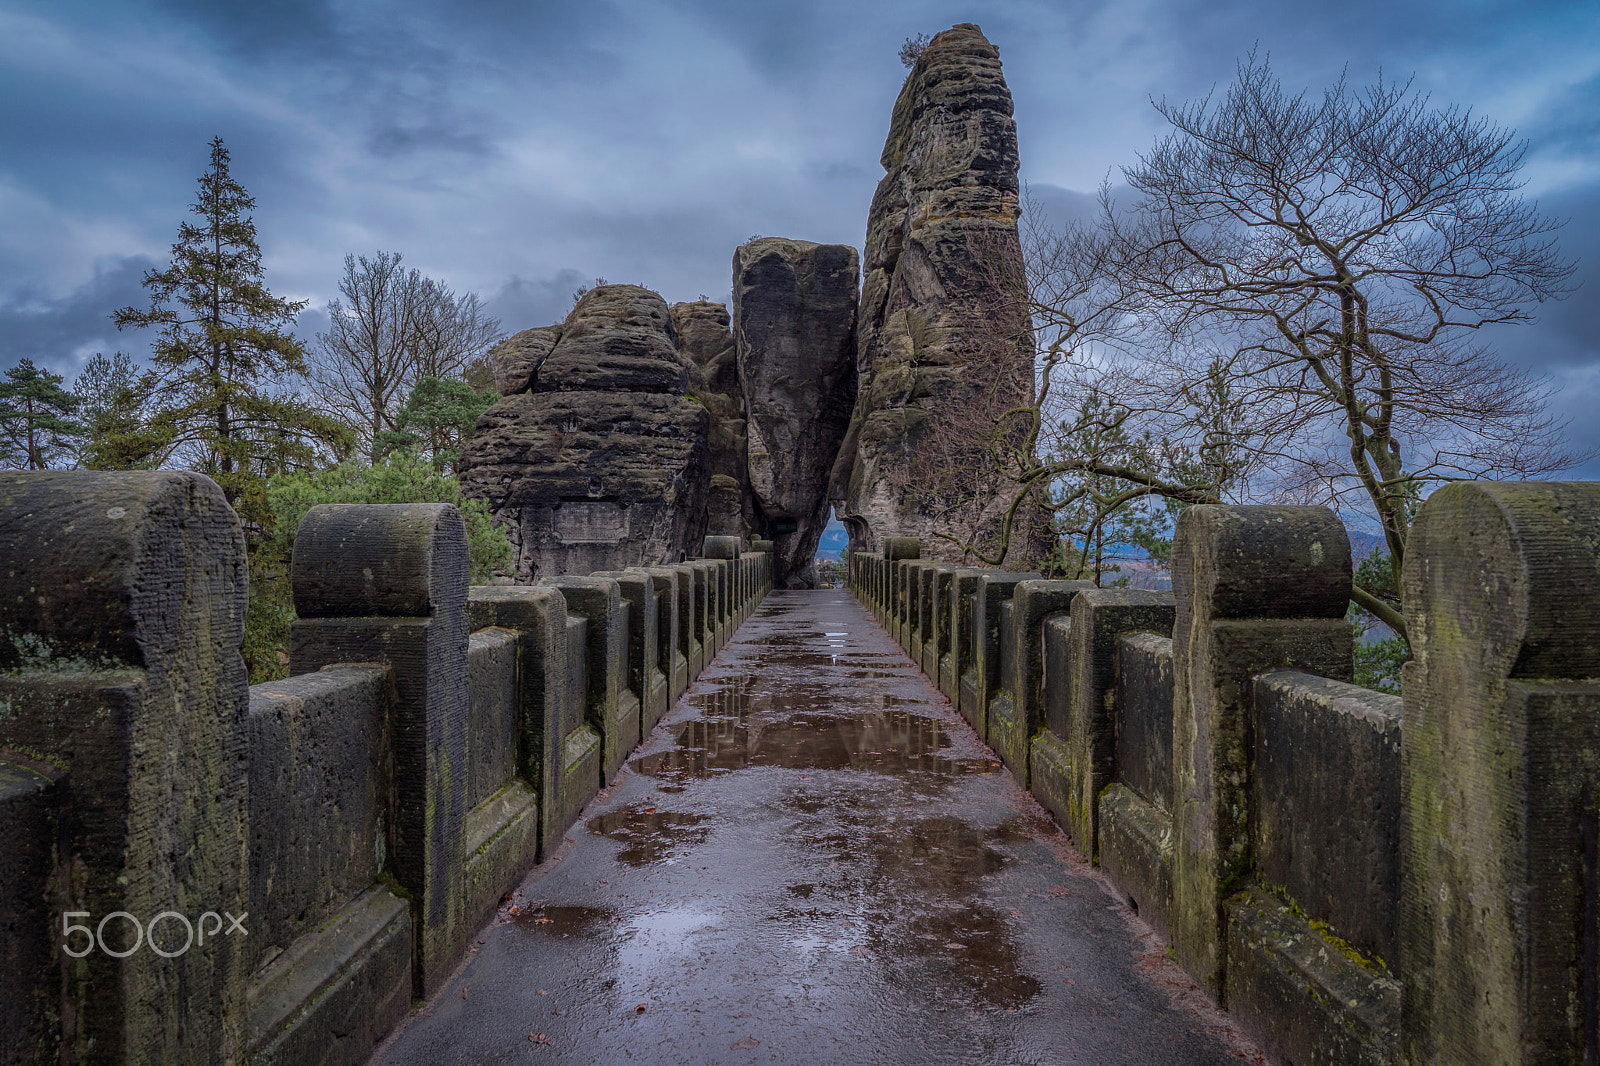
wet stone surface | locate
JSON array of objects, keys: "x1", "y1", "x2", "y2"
[{"x1": 372, "y1": 590, "x2": 1255, "y2": 1065}]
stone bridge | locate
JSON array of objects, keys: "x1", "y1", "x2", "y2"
[{"x1": 3, "y1": 469, "x2": 1599, "y2": 1065}]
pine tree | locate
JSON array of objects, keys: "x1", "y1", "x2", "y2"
[
  {"x1": 0, "y1": 359, "x2": 82, "y2": 469},
  {"x1": 113, "y1": 137, "x2": 347, "y2": 526},
  {"x1": 72, "y1": 352, "x2": 161, "y2": 470}
]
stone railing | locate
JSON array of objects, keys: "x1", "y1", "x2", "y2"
[
  {"x1": 848, "y1": 484, "x2": 1600, "y2": 1066},
  {"x1": 0, "y1": 471, "x2": 771, "y2": 1066}
]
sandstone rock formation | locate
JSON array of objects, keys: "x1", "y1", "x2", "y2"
[
  {"x1": 830, "y1": 23, "x2": 1039, "y2": 566},
  {"x1": 732, "y1": 238, "x2": 858, "y2": 588},
  {"x1": 461, "y1": 285, "x2": 709, "y2": 581},
  {"x1": 671, "y1": 300, "x2": 755, "y2": 543}
]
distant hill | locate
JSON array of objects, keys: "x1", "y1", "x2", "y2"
[{"x1": 810, "y1": 521, "x2": 1391, "y2": 566}]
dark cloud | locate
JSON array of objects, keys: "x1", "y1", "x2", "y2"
[
  {"x1": 483, "y1": 271, "x2": 589, "y2": 333},
  {"x1": 0, "y1": 257, "x2": 154, "y2": 376},
  {"x1": 2, "y1": 0, "x2": 1595, "y2": 486},
  {"x1": 148, "y1": 0, "x2": 342, "y2": 57}
]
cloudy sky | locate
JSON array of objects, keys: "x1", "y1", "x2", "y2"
[{"x1": 3, "y1": 0, "x2": 1598, "y2": 474}]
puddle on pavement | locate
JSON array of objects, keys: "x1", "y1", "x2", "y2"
[
  {"x1": 632, "y1": 709, "x2": 1000, "y2": 779},
  {"x1": 756, "y1": 816, "x2": 1041, "y2": 1011},
  {"x1": 514, "y1": 904, "x2": 612, "y2": 934},
  {"x1": 895, "y1": 901, "x2": 1044, "y2": 1009},
  {"x1": 873, "y1": 816, "x2": 1009, "y2": 891},
  {"x1": 586, "y1": 803, "x2": 710, "y2": 865}
]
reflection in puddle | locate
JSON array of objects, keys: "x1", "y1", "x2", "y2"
[
  {"x1": 632, "y1": 709, "x2": 1000, "y2": 779},
  {"x1": 896, "y1": 902, "x2": 1043, "y2": 1008},
  {"x1": 871, "y1": 818, "x2": 1041, "y2": 1009},
  {"x1": 515, "y1": 904, "x2": 612, "y2": 934},
  {"x1": 586, "y1": 803, "x2": 709, "y2": 865}
]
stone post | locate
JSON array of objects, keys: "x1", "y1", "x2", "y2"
[
  {"x1": 1400, "y1": 481, "x2": 1600, "y2": 1065},
  {"x1": 467, "y1": 586, "x2": 571, "y2": 853},
  {"x1": 596, "y1": 571, "x2": 667, "y2": 735},
  {"x1": 704, "y1": 536, "x2": 743, "y2": 625},
  {"x1": 1045, "y1": 589, "x2": 1174, "y2": 854},
  {"x1": 960, "y1": 572, "x2": 1041, "y2": 741},
  {"x1": 539, "y1": 577, "x2": 630, "y2": 783},
  {"x1": 673, "y1": 563, "x2": 704, "y2": 677},
  {"x1": 1169, "y1": 505, "x2": 1351, "y2": 996},
  {"x1": 921, "y1": 565, "x2": 955, "y2": 678},
  {"x1": 645, "y1": 567, "x2": 688, "y2": 699},
  {"x1": 291, "y1": 502, "x2": 469, "y2": 997},
  {"x1": 903, "y1": 561, "x2": 931, "y2": 654},
  {"x1": 989, "y1": 579, "x2": 1091, "y2": 786},
  {"x1": 884, "y1": 538, "x2": 918, "y2": 628},
  {"x1": 687, "y1": 561, "x2": 716, "y2": 658},
  {"x1": 0, "y1": 470, "x2": 249, "y2": 1064},
  {"x1": 942, "y1": 568, "x2": 985, "y2": 702}
]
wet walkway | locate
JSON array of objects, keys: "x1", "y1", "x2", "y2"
[{"x1": 371, "y1": 590, "x2": 1259, "y2": 1065}]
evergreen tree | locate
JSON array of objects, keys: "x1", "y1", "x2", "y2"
[
  {"x1": 0, "y1": 359, "x2": 81, "y2": 469},
  {"x1": 376, "y1": 376, "x2": 498, "y2": 473},
  {"x1": 72, "y1": 352, "x2": 160, "y2": 470},
  {"x1": 113, "y1": 137, "x2": 347, "y2": 525}
]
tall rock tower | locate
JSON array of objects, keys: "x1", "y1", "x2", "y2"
[
  {"x1": 830, "y1": 23, "x2": 1039, "y2": 565},
  {"x1": 732, "y1": 238, "x2": 858, "y2": 589}
]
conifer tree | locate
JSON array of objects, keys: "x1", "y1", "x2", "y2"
[
  {"x1": 0, "y1": 359, "x2": 81, "y2": 469},
  {"x1": 113, "y1": 137, "x2": 347, "y2": 525}
]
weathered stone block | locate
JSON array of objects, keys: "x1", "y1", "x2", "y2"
[
  {"x1": 1050, "y1": 589, "x2": 1174, "y2": 854},
  {"x1": 1224, "y1": 889, "x2": 1398, "y2": 1066},
  {"x1": 643, "y1": 567, "x2": 688, "y2": 703},
  {"x1": 594, "y1": 570, "x2": 667, "y2": 736},
  {"x1": 991, "y1": 579, "x2": 1091, "y2": 786},
  {"x1": 921, "y1": 565, "x2": 955, "y2": 678},
  {"x1": 883, "y1": 536, "x2": 921, "y2": 561},
  {"x1": 1170, "y1": 504, "x2": 1352, "y2": 996},
  {"x1": 1399, "y1": 481, "x2": 1600, "y2": 1065},
  {"x1": 673, "y1": 563, "x2": 704, "y2": 678},
  {"x1": 961, "y1": 571, "x2": 1040, "y2": 742},
  {"x1": 460, "y1": 779, "x2": 538, "y2": 937},
  {"x1": 247, "y1": 666, "x2": 394, "y2": 967},
  {"x1": 466, "y1": 628, "x2": 519, "y2": 808},
  {"x1": 0, "y1": 757, "x2": 61, "y2": 1065},
  {"x1": 1114, "y1": 633, "x2": 1176, "y2": 814},
  {"x1": 1097, "y1": 782, "x2": 1174, "y2": 939},
  {"x1": 467, "y1": 585, "x2": 573, "y2": 850},
  {"x1": 1253, "y1": 671, "x2": 1401, "y2": 968},
  {"x1": 292, "y1": 502, "x2": 470, "y2": 997},
  {"x1": 245, "y1": 885, "x2": 413, "y2": 1066},
  {"x1": 540, "y1": 576, "x2": 630, "y2": 783},
  {"x1": 561, "y1": 614, "x2": 601, "y2": 823},
  {"x1": 942, "y1": 568, "x2": 985, "y2": 703},
  {"x1": 0, "y1": 469, "x2": 249, "y2": 1063}
]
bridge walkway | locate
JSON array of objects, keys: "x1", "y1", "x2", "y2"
[{"x1": 370, "y1": 589, "x2": 1260, "y2": 1065}]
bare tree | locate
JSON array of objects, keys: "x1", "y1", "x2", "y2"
[
  {"x1": 311, "y1": 252, "x2": 502, "y2": 460},
  {"x1": 1101, "y1": 53, "x2": 1581, "y2": 636}
]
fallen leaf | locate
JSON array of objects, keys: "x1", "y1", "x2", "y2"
[
  {"x1": 635, "y1": 1003, "x2": 648, "y2": 1013},
  {"x1": 732, "y1": 1037, "x2": 760, "y2": 1050},
  {"x1": 534, "y1": 918, "x2": 553, "y2": 924},
  {"x1": 529, "y1": 1032, "x2": 552, "y2": 1045},
  {"x1": 536, "y1": 989, "x2": 548, "y2": 996}
]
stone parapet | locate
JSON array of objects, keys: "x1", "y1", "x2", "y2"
[{"x1": 0, "y1": 472, "x2": 769, "y2": 1065}]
